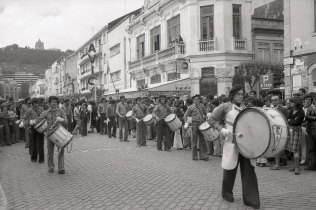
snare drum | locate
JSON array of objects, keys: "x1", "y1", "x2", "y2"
[
  {"x1": 125, "y1": 110, "x2": 133, "y2": 121},
  {"x1": 143, "y1": 114, "x2": 154, "y2": 125},
  {"x1": 165, "y1": 114, "x2": 182, "y2": 131},
  {"x1": 47, "y1": 123, "x2": 73, "y2": 149},
  {"x1": 199, "y1": 121, "x2": 219, "y2": 142},
  {"x1": 233, "y1": 107, "x2": 289, "y2": 159},
  {"x1": 34, "y1": 119, "x2": 47, "y2": 134}
]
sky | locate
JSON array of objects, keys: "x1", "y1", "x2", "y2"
[{"x1": 0, "y1": 0, "x2": 144, "y2": 51}]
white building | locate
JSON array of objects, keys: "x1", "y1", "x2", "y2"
[
  {"x1": 127, "y1": 0, "x2": 253, "y2": 97},
  {"x1": 50, "y1": 57, "x2": 65, "y2": 97},
  {"x1": 103, "y1": 9, "x2": 142, "y2": 98},
  {"x1": 64, "y1": 53, "x2": 78, "y2": 96},
  {"x1": 29, "y1": 79, "x2": 46, "y2": 98},
  {"x1": 76, "y1": 26, "x2": 108, "y2": 100},
  {"x1": 44, "y1": 68, "x2": 53, "y2": 98}
]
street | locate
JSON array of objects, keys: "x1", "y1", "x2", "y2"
[{"x1": 0, "y1": 134, "x2": 316, "y2": 210}]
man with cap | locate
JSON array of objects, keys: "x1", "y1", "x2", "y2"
[
  {"x1": 184, "y1": 95, "x2": 209, "y2": 160},
  {"x1": 116, "y1": 96, "x2": 129, "y2": 142},
  {"x1": 40, "y1": 96, "x2": 68, "y2": 174},
  {"x1": 0, "y1": 100, "x2": 11, "y2": 146},
  {"x1": 304, "y1": 94, "x2": 316, "y2": 170},
  {"x1": 21, "y1": 97, "x2": 32, "y2": 148},
  {"x1": 152, "y1": 95, "x2": 172, "y2": 151},
  {"x1": 208, "y1": 86, "x2": 260, "y2": 209},
  {"x1": 24, "y1": 98, "x2": 44, "y2": 163},
  {"x1": 98, "y1": 97, "x2": 108, "y2": 135}
]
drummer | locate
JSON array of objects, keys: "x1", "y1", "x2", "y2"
[
  {"x1": 132, "y1": 97, "x2": 147, "y2": 147},
  {"x1": 152, "y1": 95, "x2": 172, "y2": 151},
  {"x1": 208, "y1": 86, "x2": 260, "y2": 209},
  {"x1": 183, "y1": 95, "x2": 208, "y2": 161},
  {"x1": 24, "y1": 98, "x2": 45, "y2": 163},
  {"x1": 40, "y1": 96, "x2": 68, "y2": 174}
]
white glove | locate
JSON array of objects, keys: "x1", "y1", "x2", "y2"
[
  {"x1": 206, "y1": 113, "x2": 212, "y2": 119},
  {"x1": 135, "y1": 118, "x2": 139, "y2": 123},
  {"x1": 221, "y1": 128, "x2": 232, "y2": 137},
  {"x1": 184, "y1": 123, "x2": 188, "y2": 129},
  {"x1": 30, "y1": 120, "x2": 36, "y2": 125},
  {"x1": 56, "y1": 117, "x2": 65, "y2": 122}
]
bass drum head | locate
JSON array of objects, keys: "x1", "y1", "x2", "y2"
[
  {"x1": 126, "y1": 111, "x2": 133, "y2": 118},
  {"x1": 199, "y1": 122, "x2": 210, "y2": 131},
  {"x1": 165, "y1": 114, "x2": 175, "y2": 122},
  {"x1": 143, "y1": 114, "x2": 152, "y2": 122},
  {"x1": 233, "y1": 108, "x2": 271, "y2": 159}
]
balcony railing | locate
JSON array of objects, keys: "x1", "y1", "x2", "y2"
[
  {"x1": 199, "y1": 39, "x2": 216, "y2": 51},
  {"x1": 233, "y1": 38, "x2": 247, "y2": 50}
]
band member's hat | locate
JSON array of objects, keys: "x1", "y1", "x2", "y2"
[{"x1": 32, "y1": 98, "x2": 40, "y2": 103}]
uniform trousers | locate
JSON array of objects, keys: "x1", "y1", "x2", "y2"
[
  {"x1": 108, "y1": 116, "x2": 117, "y2": 138},
  {"x1": 307, "y1": 125, "x2": 316, "y2": 168},
  {"x1": 30, "y1": 127, "x2": 44, "y2": 162},
  {"x1": 99, "y1": 113, "x2": 107, "y2": 134},
  {"x1": 118, "y1": 116, "x2": 128, "y2": 141},
  {"x1": 156, "y1": 119, "x2": 171, "y2": 150},
  {"x1": 191, "y1": 121, "x2": 209, "y2": 160},
  {"x1": 46, "y1": 135, "x2": 64, "y2": 172},
  {"x1": 136, "y1": 120, "x2": 147, "y2": 146},
  {"x1": 222, "y1": 154, "x2": 260, "y2": 208}
]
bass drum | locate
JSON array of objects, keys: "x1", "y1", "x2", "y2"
[{"x1": 233, "y1": 107, "x2": 289, "y2": 159}]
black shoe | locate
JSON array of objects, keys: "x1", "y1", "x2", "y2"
[
  {"x1": 48, "y1": 169, "x2": 54, "y2": 173},
  {"x1": 38, "y1": 160, "x2": 44, "y2": 163},
  {"x1": 280, "y1": 161, "x2": 287, "y2": 166},
  {"x1": 305, "y1": 166, "x2": 316, "y2": 171},
  {"x1": 31, "y1": 159, "x2": 37, "y2": 162},
  {"x1": 124, "y1": 140, "x2": 130, "y2": 142},
  {"x1": 58, "y1": 170, "x2": 65, "y2": 174},
  {"x1": 157, "y1": 148, "x2": 162, "y2": 151},
  {"x1": 222, "y1": 195, "x2": 234, "y2": 203},
  {"x1": 244, "y1": 202, "x2": 260, "y2": 209}
]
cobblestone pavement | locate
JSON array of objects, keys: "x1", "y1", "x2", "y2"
[{"x1": 1, "y1": 133, "x2": 316, "y2": 210}]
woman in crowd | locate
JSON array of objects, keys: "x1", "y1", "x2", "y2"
[{"x1": 80, "y1": 103, "x2": 90, "y2": 137}]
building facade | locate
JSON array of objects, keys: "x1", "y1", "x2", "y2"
[
  {"x1": 128, "y1": 0, "x2": 253, "y2": 97},
  {"x1": 44, "y1": 68, "x2": 53, "y2": 98},
  {"x1": 64, "y1": 53, "x2": 78, "y2": 96},
  {"x1": 3, "y1": 72, "x2": 39, "y2": 85},
  {"x1": 0, "y1": 79, "x2": 20, "y2": 100},
  {"x1": 50, "y1": 57, "x2": 65, "y2": 97},
  {"x1": 29, "y1": 79, "x2": 46, "y2": 98},
  {"x1": 284, "y1": 0, "x2": 316, "y2": 97}
]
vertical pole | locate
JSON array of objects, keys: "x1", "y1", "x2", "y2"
[{"x1": 94, "y1": 85, "x2": 97, "y2": 102}]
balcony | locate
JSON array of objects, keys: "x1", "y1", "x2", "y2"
[
  {"x1": 233, "y1": 38, "x2": 247, "y2": 50},
  {"x1": 129, "y1": 43, "x2": 185, "y2": 72},
  {"x1": 199, "y1": 39, "x2": 216, "y2": 52}
]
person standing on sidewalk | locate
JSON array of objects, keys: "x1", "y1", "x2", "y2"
[
  {"x1": 116, "y1": 96, "x2": 129, "y2": 142},
  {"x1": 106, "y1": 100, "x2": 117, "y2": 138},
  {"x1": 72, "y1": 102, "x2": 81, "y2": 135},
  {"x1": 152, "y1": 95, "x2": 172, "y2": 151},
  {"x1": 208, "y1": 86, "x2": 260, "y2": 209},
  {"x1": 41, "y1": 96, "x2": 68, "y2": 174},
  {"x1": 304, "y1": 94, "x2": 316, "y2": 170},
  {"x1": 21, "y1": 97, "x2": 31, "y2": 148},
  {"x1": 80, "y1": 103, "x2": 90, "y2": 137},
  {"x1": 62, "y1": 99, "x2": 73, "y2": 133},
  {"x1": 98, "y1": 97, "x2": 108, "y2": 135}
]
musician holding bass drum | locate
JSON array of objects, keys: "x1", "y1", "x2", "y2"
[
  {"x1": 207, "y1": 86, "x2": 260, "y2": 209},
  {"x1": 40, "y1": 96, "x2": 68, "y2": 175},
  {"x1": 132, "y1": 97, "x2": 147, "y2": 147}
]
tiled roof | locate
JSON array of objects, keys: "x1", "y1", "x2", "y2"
[{"x1": 108, "y1": 8, "x2": 142, "y2": 30}]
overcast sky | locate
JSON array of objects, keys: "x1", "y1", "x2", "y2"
[{"x1": 0, "y1": 0, "x2": 144, "y2": 51}]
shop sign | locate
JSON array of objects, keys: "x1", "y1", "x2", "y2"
[{"x1": 260, "y1": 74, "x2": 273, "y2": 90}]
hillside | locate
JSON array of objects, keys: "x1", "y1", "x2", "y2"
[{"x1": 0, "y1": 44, "x2": 74, "y2": 75}]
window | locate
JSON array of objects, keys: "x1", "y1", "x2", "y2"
[
  {"x1": 257, "y1": 42, "x2": 270, "y2": 62},
  {"x1": 137, "y1": 34, "x2": 145, "y2": 59},
  {"x1": 167, "y1": 72, "x2": 180, "y2": 81},
  {"x1": 233, "y1": 5, "x2": 242, "y2": 39},
  {"x1": 201, "y1": 5, "x2": 214, "y2": 40},
  {"x1": 200, "y1": 67, "x2": 217, "y2": 96},
  {"x1": 150, "y1": 74, "x2": 161, "y2": 84},
  {"x1": 110, "y1": 44, "x2": 120, "y2": 57},
  {"x1": 111, "y1": 71, "x2": 121, "y2": 82},
  {"x1": 104, "y1": 53, "x2": 107, "y2": 64},
  {"x1": 137, "y1": 79, "x2": 146, "y2": 87},
  {"x1": 167, "y1": 15, "x2": 180, "y2": 44},
  {"x1": 273, "y1": 43, "x2": 283, "y2": 64},
  {"x1": 151, "y1": 26, "x2": 161, "y2": 54}
]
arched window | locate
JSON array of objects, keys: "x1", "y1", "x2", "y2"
[{"x1": 312, "y1": 68, "x2": 316, "y2": 88}]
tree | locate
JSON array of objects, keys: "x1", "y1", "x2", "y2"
[
  {"x1": 20, "y1": 82, "x2": 30, "y2": 98},
  {"x1": 235, "y1": 61, "x2": 284, "y2": 91}
]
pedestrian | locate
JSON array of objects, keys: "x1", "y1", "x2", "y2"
[
  {"x1": 287, "y1": 98, "x2": 305, "y2": 175},
  {"x1": 98, "y1": 97, "x2": 108, "y2": 135},
  {"x1": 62, "y1": 99, "x2": 73, "y2": 132},
  {"x1": 72, "y1": 102, "x2": 81, "y2": 135},
  {"x1": 40, "y1": 96, "x2": 68, "y2": 174},
  {"x1": 80, "y1": 103, "x2": 90, "y2": 137},
  {"x1": 208, "y1": 86, "x2": 260, "y2": 209},
  {"x1": 116, "y1": 96, "x2": 129, "y2": 142},
  {"x1": 106, "y1": 100, "x2": 117, "y2": 138}
]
